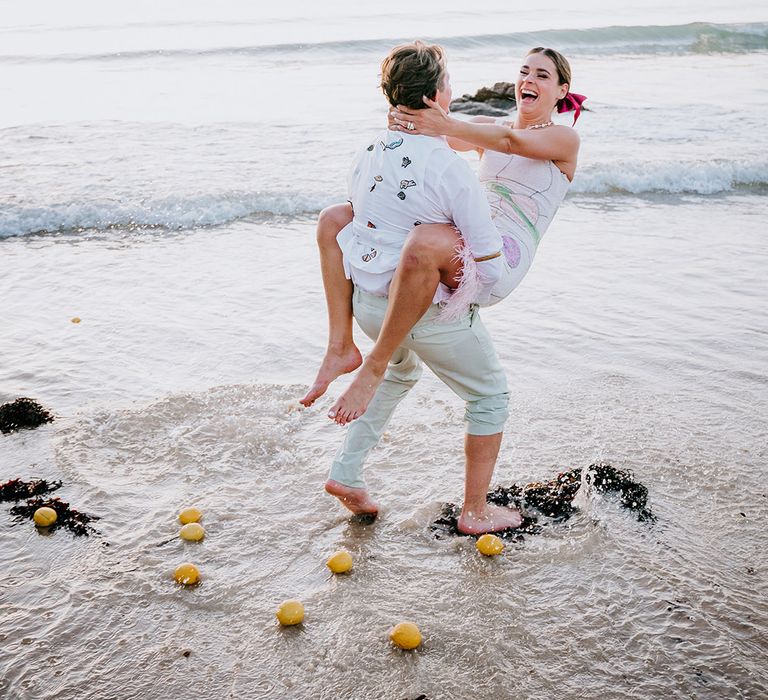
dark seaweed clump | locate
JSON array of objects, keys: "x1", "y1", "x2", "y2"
[
  {"x1": 0, "y1": 398, "x2": 54, "y2": 434},
  {"x1": 430, "y1": 462, "x2": 654, "y2": 540},
  {"x1": 10, "y1": 496, "x2": 100, "y2": 536},
  {"x1": 0, "y1": 478, "x2": 62, "y2": 502}
]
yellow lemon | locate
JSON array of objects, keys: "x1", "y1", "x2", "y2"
[
  {"x1": 174, "y1": 563, "x2": 200, "y2": 585},
  {"x1": 276, "y1": 599, "x2": 304, "y2": 626},
  {"x1": 390, "y1": 621, "x2": 422, "y2": 650},
  {"x1": 179, "y1": 522, "x2": 205, "y2": 541},
  {"x1": 178, "y1": 507, "x2": 202, "y2": 525},
  {"x1": 326, "y1": 550, "x2": 353, "y2": 574},
  {"x1": 70, "y1": 317, "x2": 81, "y2": 324},
  {"x1": 476, "y1": 533, "x2": 504, "y2": 556},
  {"x1": 33, "y1": 506, "x2": 58, "y2": 527}
]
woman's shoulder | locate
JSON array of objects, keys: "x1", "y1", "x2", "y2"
[{"x1": 551, "y1": 124, "x2": 580, "y2": 146}]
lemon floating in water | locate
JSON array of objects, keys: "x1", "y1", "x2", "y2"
[
  {"x1": 389, "y1": 621, "x2": 422, "y2": 650},
  {"x1": 179, "y1": 523, "x2": 205, "y2": 541},
  {"x1": 178, "y1": 507, "x2": 202, "y2": 525},
  {"x1": 33, "y1": 506, "x2": 57, "y2": 527},
  {"x1": 276, "y1": 599, "x2": 304, "y2": 626},
  {"x1": 476, "y1": 533, "x2": 504, "y2": 556},
  {"x1": 174, "y1": 563, "x2": 200, "y2": 585},
  {"x1": 326, "y1": 549, "x2": 353, "y2": 574}
]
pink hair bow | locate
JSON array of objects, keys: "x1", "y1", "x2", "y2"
[{"x1": 557, "y1": 92, "x2": 587, "y2": 125}]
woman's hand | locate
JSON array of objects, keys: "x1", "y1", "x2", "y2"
[{"x1": 390, "y1": 96, "x2": 453, "y2": 136}]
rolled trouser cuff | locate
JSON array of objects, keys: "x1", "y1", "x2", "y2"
[
  {"x1": 328, "y1": 443, "x2": 371, "y2": 489},
  {"x1": 465, "y1": 392, "x2": 509, "y2": 435}
]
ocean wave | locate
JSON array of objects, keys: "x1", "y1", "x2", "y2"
[
  {"x1": 0, "y1": 191, "x2": 330, "y2": 238},
  {"x1": 2, "y1": 161, "x2": 765, "y2": 238},
  {"x1": 4, "y1": 21, "x2": 767, "y2": 64},
  {"x1": 570, "y1": 159, "x2": 768, "y2": 195}
]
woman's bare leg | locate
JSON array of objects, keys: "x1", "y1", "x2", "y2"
[
  {"x1": 300, "y1": 203, "x2": 362, "y2": 407},
  {"x1": 328, "y1": 224, "x2": 461, "y2": 424}
]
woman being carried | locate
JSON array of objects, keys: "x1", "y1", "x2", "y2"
[{"x1": 300, "y1": 47, "x2": 584, "y2": 424}]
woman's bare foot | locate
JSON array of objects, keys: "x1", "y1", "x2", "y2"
[
  {"x1": 327, "y1": 358, "x2": 386, "y2": 425},
  {"x1": 325, "y1": 479, "x2": 380, "y2": 516},
  {"x1": 457, "y1": 504, "x2": 523, "y2": 534},
  {"x1": 300, "y1": 345, "x2": 363, "y2": 407}
]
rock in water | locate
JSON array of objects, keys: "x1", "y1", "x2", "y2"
[
  {"x1": 430, "y1": 462, "x2": 654, "y2": 540},
  {"x1": 449, "y1": 81, "x2": 517, "y2": 116}
]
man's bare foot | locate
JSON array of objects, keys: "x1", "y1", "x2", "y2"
[
  {"x1": 327, "y1": 359, "x2": 386, "y2": 425},
  {"x1": 457, "y1": 504, "x2": 523, "y2": 534},
  {"x1": 300, "y1": 345, "x2": 362, "y2": 407},
  {"x1": 325, "y1": 479, "x2": 380, "y2": 516}
]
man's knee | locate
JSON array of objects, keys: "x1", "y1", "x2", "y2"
[{"x1": 465, "y1": 392, "x2": 510, "y2": 436}]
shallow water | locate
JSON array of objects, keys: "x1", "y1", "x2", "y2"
[
  {"x1": 2, "y1": 194, "x2": 767, "y2": 698},
  {"x1": 3, "y1": 1, "x2": 768, "y2": 696}
]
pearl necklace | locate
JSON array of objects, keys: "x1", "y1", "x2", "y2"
[{"x1": 526, "y1": 121, "x2": 553, "y2": 130}]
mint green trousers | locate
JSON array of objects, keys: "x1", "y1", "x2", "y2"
[{"x1": 328, "y1": 287, "x2": 509, "y2": 489}]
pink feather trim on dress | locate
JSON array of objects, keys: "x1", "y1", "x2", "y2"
[{"x1": 437, "y1": 241, "x2": 482, "y2": 323}]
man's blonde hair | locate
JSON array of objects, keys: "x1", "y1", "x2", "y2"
[{"x1": 380, "y1": 41, "x2": 446, "y2": 110}]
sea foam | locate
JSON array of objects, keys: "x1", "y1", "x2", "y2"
[
  {"x1": 570, "y1": 159, "x2": 768, "y2": 195},
  {"x1": 1, "y1": 160, "x2": 765, "y2": 238},
  {"x1": 0, "y1": 191, "x2": 331, "y2": 238}
]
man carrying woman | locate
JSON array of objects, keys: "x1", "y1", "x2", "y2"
[{"x1": 303, "y1": 41, "x2": 583, "y2": 534}]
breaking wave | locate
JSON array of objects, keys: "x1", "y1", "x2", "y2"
[
  {"x1": 4, "y1": 21, "x2": 767, "y2": 64},
  {"x1": 2, "y1": 158, "x2": 765, "y2": 238},
  {"x1": 0, "y1": 191, "x2": 331, "y2": 238},
  {"x1": 570, "y1": 159, "x2": 768, "y2": 195}
]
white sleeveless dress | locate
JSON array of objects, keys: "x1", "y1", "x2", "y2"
[{"x1": 477, "y1": 135, "x2": 570, "y2": 304}]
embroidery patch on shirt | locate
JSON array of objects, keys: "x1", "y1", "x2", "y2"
[
  {"x1": 369, "y1": 175, "x2": 383, "y2": 192},
  {"x1": 401, "y1": 157, "x2": 411, "y2": 168},
  {"x1": 397, "y1": 192, "x2": 406, "y2": 200},
  {"x1": 362, "y1": 248, "x2": 378, "y2": 262},
  {"x1": 399, "y1": 180, "x2": 416, "y2": 190},
  {"x1": 380, "y1": 137, "x2": 404, "y2": 151}
]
